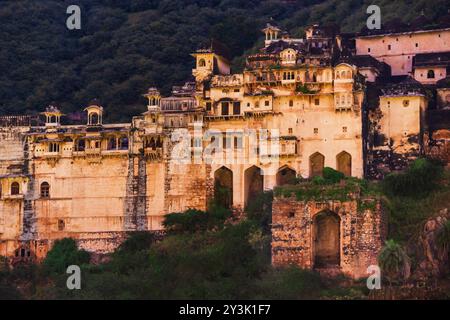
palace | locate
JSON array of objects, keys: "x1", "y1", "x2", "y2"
[{"x1": 0, "y1": 18, "x2": 449, "y2": 276}]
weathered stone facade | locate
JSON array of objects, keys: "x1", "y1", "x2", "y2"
[{"x1": 272, "y1": 194, "x2": 386, "y2": 278}]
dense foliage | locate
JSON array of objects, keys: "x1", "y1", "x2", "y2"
[{"x1": 1, "y1": 0, "x2": 449, "y2": 121}]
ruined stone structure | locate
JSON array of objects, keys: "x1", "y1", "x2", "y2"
[
  {"x1": 272, "y1": 188, "x2": 386, "y2": 278},
  {"x1": 0, "y1": 18, "x2": 449, "y2": 265}
]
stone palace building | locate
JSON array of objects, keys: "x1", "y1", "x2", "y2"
[{"x1": 0, "y1": 17, "x2": 449, "y2": 277}]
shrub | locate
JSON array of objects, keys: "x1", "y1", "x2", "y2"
[
  {"x1": 323, "y1": 167, "x2": 345, "y2": 184},
  {"x1": 163, "y1": 207, "x2": 232, "y2": 234},
  {"x1": 378, "y1": 239, "x2": 410, "y2": 283},
  {"x1": 244, "y1": 191, "x2": 273, "y2": 233},
  {"x1": 43, "y1": 238, "x2": 90, "y2": 274},
  {"x1": 382, "y1": 158, "x2": 443, "y2": 198}
]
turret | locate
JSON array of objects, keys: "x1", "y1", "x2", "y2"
[
  {"x1": 41, "y1": 104, "x2": 63, "y2": 127},
  {"x1": 191, "y1": 39, "x2": 231, "y2": 82},
  {"x1": 84, "y1": 99, "x2": 103, "y2": 126},
  {"x1": 144, "y1": 87, "x2": 161, "y2": 112},
  {"x1": 262, "y1": 20, "x2": 282, "y2": 46}
]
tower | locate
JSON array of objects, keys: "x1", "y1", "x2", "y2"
[
  {"x1": 41, "y1": 104, "x2": 63, "y2": 127},
  {"x1": 191, "y1": 39, "x2": 231, "y2": 82},
  {"x1": 262, "y1": 21, "x2": 282, "y2": 47},
  {"x1": 84, "y1": 100, "x2": 103, "y2": 126},
  {"x1": 144, "y1": 87, "x2": 161, "y2": 112}
]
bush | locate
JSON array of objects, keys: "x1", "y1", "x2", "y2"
[
  {"x1": 43, "y1": 238, "x2": 90, "y2": 274},
  {"x1": 378, "y1": 239, "x2": 410, "y2": 283},
  {"x1": 244, "y1": 191, "x2": 273, "y2": 233},
  {"x1": 382, "y1": 158, "x2": 443, "y2": 198},
  {"x1": 163, "y1": 207, "x2": 232, "y2": 234},
  {"x1": 322, "y1": 167, "x2": 345, "y2": 184}
]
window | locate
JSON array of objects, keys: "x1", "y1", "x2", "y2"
[
  {"x1": 223, "y1": 136, "x2": 228, "y2": 149},
  {"x1": 119, "y1": 136, "x2": 129, "y2": 150},
  {"x1": 415, "y1": 43, "x2": 418, "y2": 47},
  {"x1": 206, "y1": 102, "x2": 212, "y2": 111},
  {"x1": 342, "y1": 126, "x2": 347, "y2": 133},
  {"x1": 233, "y1": 102, "x2": 241, "y2": 115},
  {"x1": 234, "y1": 136, "x2": 242, "y2": 149},
  {"x1": 314, "y1": 98, "x2": 320, "y2": 106},
  {"x1": 40, "y1": 182, "x2": 50, "y2": 198},
  {"x1": 234, "y1": 89, "x2": 240, "y2": 93},
  {"x1": 289, "y1": 100, "x2": 294, "y2": 107},
  {"x1": 221, "y1": 102, "x2": 229, "y2": 115},
  {"x1": 368, "y1": 48, "x2": 371, "y2": 53},
  {"x1": 198, "y1": 59, "x2": 206, "y2": 67},
  {"x1": 403, "y1": 100, "x2": 410, "y2": 107},
  {"x1": 288, "y1": 128, "x2": 293, "y2": 135},
  {"x1": 108, "y1": 137, "x2": 117, "y2": 150},
  {"x1": 427, "y1": 70, "x2": 435, "y2": 79},
  {"x1": 264, "y1": 100, "x2": 270, "y2": 106},
  {"x1": 58, "y1": 219, "x2": 65, "y2": 231},
  {"x1": 388, "y1": 44, "x2": 391, "y2": 50},
  {"x1": 76, "y1": 139, "x2": 85, "y2": 152},
  {"x1": 49, "y1": 143, "x2": 59, "y2": 153},
  {"x1": 11, "y1": 182, "x2": 20, "y2": 195},
  {"x1": 314, "y1": 128, "x2": 318, "y2": 134}
]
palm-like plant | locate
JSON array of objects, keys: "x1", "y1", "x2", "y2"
[{"x1": 378, "y1": 239, "x2": 411, "y2": 285}]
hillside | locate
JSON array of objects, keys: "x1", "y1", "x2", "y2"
[{"x1": 0, "y1": 0, "x2": 449, "y2": 122}]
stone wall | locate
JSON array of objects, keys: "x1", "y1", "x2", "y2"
[{"x1": 272, "y1": 195, "x2": 386, "y2": 279}]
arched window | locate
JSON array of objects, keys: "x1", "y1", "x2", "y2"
[
  {"x1": 198, "y1": 59, "x2": 206, "y2": 67},
  {"x1": 11, "y1": 182, "x2": 20, "y2": 195},
  {"x1": 427, "y1": 70, "x2": 435, "y2": 79},
  {"x1": 40, "y1": 182, "x2": 50, "y2": 198}
]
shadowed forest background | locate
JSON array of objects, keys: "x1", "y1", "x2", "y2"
[{"x1": 0, "y1": 0, "x2": 449, "y2": 121}]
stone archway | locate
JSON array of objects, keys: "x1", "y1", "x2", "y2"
[
  {"x1": 214, "y1": 166, "x2": 233, "y2": 209},
  {"x1": 313, "y1": 210, "x2": 340, "y2": 268},
  {"x1": 336, "y1": 151, "x2": 352, "y2": 176},
  {"x1": 309, "y1": 152, "x2": 324, "y2": 177},
  {"x1": 276, "y1": 166, "x2": 297, "y2": 186},
  {"x1": 244, "y1": 165, "x2": 263, "y2": 207}
]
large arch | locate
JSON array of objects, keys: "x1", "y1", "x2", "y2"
[
  {"x1": 336, "y1": 151, "x2": 352, "y2": 176},
  {"x1": 276, "y1": 166, "x2": 297, "y2": 186},
  {"x1": 214, "y1": 166, "x2": 233, "y2": 209},
  {"x1": 313, "y1": 210, "x2": 340, "y2": 268},
  {"x1": 309, "y1": 152, "x2": 325, "y2": 177},
  {"x1": 244, "y1": 165, "x2": 264, "y2": 208}
]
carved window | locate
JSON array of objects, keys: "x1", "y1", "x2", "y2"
[{"x1": 40, "y1": 182, "x2": 50, "y2": 198}]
